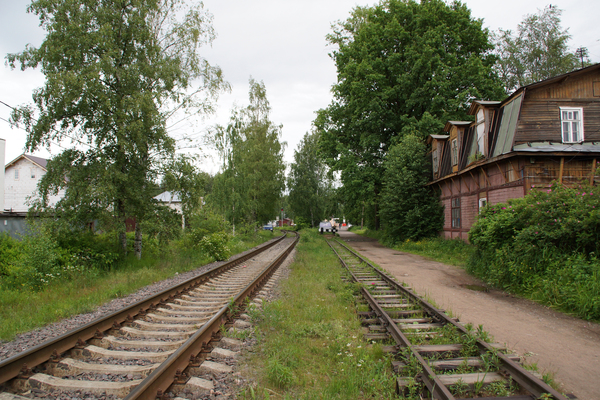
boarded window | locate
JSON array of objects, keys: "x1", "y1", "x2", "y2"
[
  {"x1": 14, "y1": 169, "x2": 19, "y2": 180},
  {"x1": 451, "y1": 197, "x2": 461, "y2": 228}
]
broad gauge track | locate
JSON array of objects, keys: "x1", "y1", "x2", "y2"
[
  {"x1": 0, "y1": 231, "x2": 298, "y2": 400},
  {"x1": 327, "y1": 238, "x2": 572, "y2": 400}
]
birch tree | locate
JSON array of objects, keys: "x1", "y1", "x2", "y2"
[{"x1": 7, "y1": 0, "x2": 227, "y2": 257}]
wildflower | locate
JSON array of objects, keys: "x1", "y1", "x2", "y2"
[{"x1": 347, "y1": 343, "x2": 351, "y2": 347}]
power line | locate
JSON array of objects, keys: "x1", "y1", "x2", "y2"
[
  {"x1": 0, "y1": 115, "x2": 69, "y2": 151},
  {"x1": 575, "y1": 47, "x2": 589, "y2": 69},
  {"x1": 0, "y1": 100, "x2": 93, "y2": 149}
]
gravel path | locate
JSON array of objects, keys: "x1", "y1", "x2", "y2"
[{"x1": 338, "y1": 228, "x2": 600, "y2": 400}]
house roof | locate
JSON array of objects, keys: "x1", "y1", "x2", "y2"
[
  {"x1": 153, "y1": 191, "x2": 182, "y2": 203},
  {"x1": 468, "y1": 100, "x2": 501, "y2": 115},
  {"x1": 5, "y1": 154, "x2": 48, "y2": 170},
  {"x1": 443, "y1": 121, "x2": 472, "y2": 132},
  {"x1": 426, "y1": 134, "x2": 449, "y2": 144},
  {"x1": 512, "y1": 142, "x2": 600, "y2": 153},
  {"x1": 501, "y1": 63, "x2": 600, "y2": 107}
]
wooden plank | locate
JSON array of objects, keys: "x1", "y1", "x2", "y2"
[
  {"x1": 399, "y1": 323, "x2": 444, "y2": 330},
  {"x1": 413, "y1": 344, "x2": 462, "y2": 354},
  {"x1": 469, "y1": 171, "x2": 480, "y2": 189},
  {"x1": 481, "y1": 167, "x2": 491, "y2": 186},
  {"x1": 496, "y1": 162, "x2": 509, "y2": 183},
  {"x1": 591, "y1": 158, "x2": 597, "y2": 185},
  {"x1": 559, "y1": 157, "x2": 565, "y2": 184},
  {"x1": 436, "y1": 372, "x2": 503, "y2": 386}
]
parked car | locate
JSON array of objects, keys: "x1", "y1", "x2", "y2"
[
  {"x1": 319, "y1": 221, "x2": 336, "y2": 234},
  {"x1": 263, "y1": 224, "x2": 273, "y2": 231}
]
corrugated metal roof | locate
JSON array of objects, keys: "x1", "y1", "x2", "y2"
[
  {"x1": 513, "y1": 142, "x2": 600, "y2": 153},
  {"x1": 153, "y1": 191, "x2": 182, "y2": 202}
]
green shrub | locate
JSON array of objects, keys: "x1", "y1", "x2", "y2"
[
  {"x1": 199, "y1": 231, "x2": 231, "y2": 261},
  {"x1": 0, "y1": 234, "x2": 22, "y2": 278},
  {"x1": 468, "y1": 183, "x2": 600, "y2": 320}
]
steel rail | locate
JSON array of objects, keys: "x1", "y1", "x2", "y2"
[
  {"x1": 0, "y1": 233, "x2": 288, "y2": 385},
  {"x1": 329, "y1": 238, "x2": 567, "y2": 400},
  {"x1": 327, "y1": 240, "x2": 455, "y2": 400},
  {"x1": 124, "y1": 232, "x2": 299, "y2": 400}
]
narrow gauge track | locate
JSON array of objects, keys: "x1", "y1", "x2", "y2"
[
  {"x1": 327, "y1": 238, "x2": 570, "y2": 400},
  {"x1": 0, "y1": 231, "x2": 298, "y2": 400}
]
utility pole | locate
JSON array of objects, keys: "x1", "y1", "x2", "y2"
[{"x1": 575, "y1": 47, "x2": 588, "y2": 69}]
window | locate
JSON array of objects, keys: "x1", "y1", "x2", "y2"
[
  {"x1": 432, "y1": 149, "x2": 439, "y2": 174},
  {"x1": 451, "y1": 139, "x2": 458, "y2": 166},
  {"x1": 451, "y1": 197, "x2": 461, "y2": 228},
  {"x1": 31, "y1": 168, "x2": 36, "y2": 179},
  {"x1": 478, "y1": 198, "x2": 487, "y2": 213},
  {"x1": 14, "y1": 169, "x2": 19, "y2": 180},
  {"x1": 560, "y1": 107, "x2": 583, "y2": 143}
]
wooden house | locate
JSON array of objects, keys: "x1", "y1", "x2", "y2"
[{"x1": 429, "y1": 64, "x2": 600, "y2": 240}]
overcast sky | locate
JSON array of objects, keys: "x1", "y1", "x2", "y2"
[{"x1": 1, "y1": 0, "x2": 599, "y2": 173}]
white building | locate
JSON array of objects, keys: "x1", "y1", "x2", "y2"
[
  {"x1": 4, "y1": 154, "x2": 64, "y2": 212},
  {"x1": 153, "y1": 191, "x2": 184, "y2": 228}
]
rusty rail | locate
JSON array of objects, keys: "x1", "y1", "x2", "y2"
[
  {"x1": 0, "y1": 232, "x2": 289, "y2": 385},
  {"x1": 328, "y1": 238, "x2": 567, "y2": 400},
  {"x1": 124, "y1": 231, "x2": 299, "y2": 400}
]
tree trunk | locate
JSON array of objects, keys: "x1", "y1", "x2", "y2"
[
  {"x1": 134, "y1": 221, "x2": 142, "y2": 259},
  {"x1": 117, "y1": 198, "x2": 127, "y2": 255},
  {"x1": 119, "y1": 231, "x2": 127, "y2": 256}
]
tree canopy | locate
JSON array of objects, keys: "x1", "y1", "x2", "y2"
[
  {"x1": 287, "y1": 131, "x2": 334, "y2": 228},
  {"x1": 493, "y1": 5, "x2": 584, "y2": 93},
  {"x1": 210, "y1": 78, "x2": 286, "y2": 234},
  {"x1": 316, "y1": 0, "x2": 504, "y2": 230},
  {"x1": 7, "y1": 0, "x2": 227, "y2": 257}
]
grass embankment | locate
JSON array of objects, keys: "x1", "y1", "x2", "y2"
[
  {"x1": 0, "y1": 232, "x2": 273, "y2": 342},
  {"x1": 237, "y1": 229, "x2": 396, "y2": 399}
]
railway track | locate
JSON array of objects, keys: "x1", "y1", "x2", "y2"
[
  {"x1": 327, "y1": 238, "x2": 572, "y2": 400},
  {"x1": 0, "y1": 231, "x2": 298, "y2": 400}
]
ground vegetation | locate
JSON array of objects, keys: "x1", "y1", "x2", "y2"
[{"x1": 469, "y1": 183, "x2": 600, "y2": 320}]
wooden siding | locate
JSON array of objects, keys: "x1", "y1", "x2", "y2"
[
  {"x1": 526, "y1": 69, "x2": 600, "y2": 100},
  {"x1": 516, "y1": 100, "x2": 600, "y2": 143}
]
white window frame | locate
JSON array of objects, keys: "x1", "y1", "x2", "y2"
[
  {"x1": 478, "y1": 198, "x2": 487, "y2": 213},
  {"x1": 560, "y1": 107, "x2": 584, "y2": 143},
  {"x1": 451, "y1": 139, "x2": 458, "y2": 166}
]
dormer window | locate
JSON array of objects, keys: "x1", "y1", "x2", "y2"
[
  {"x1": 560, "y1": 107, "x2": 583, "y2": 143},
  {"x1": 476, "y1": 109, "x2": 485, "y2": 155},
  {"x1": 451, "y1": 139, "x2": 458, "y2": 166}
]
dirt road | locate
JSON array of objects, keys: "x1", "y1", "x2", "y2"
[{"x1": 337, "y1": 229, "x2": 600, "y2": 400}]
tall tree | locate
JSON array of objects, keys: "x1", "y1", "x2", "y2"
[
  {"x1": 211, "y1": 78, "x2": 286, "y2": 233},
  {"x1": 287, "y1": 131, "x2": 333, "y2": 227},
  {"x1": 316, "y1": 0, "x2": 504, "y2": 230},
  {"x1": 493, "y1": 5, "x2": 582, "y2": 93},
  {"x1": 7, "y1": 0, "x2": 227, "y2": 258},
  {"x1": 380, "y1": 134, "x2": 443, "y2": 241}
]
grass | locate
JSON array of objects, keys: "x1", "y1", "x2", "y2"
[
  {"x1": 0, "y1": 231, "x2": 272, "y2": 342},
  {"x1": 237, "y1": 229, "x2": 397, "y2": 399}
]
